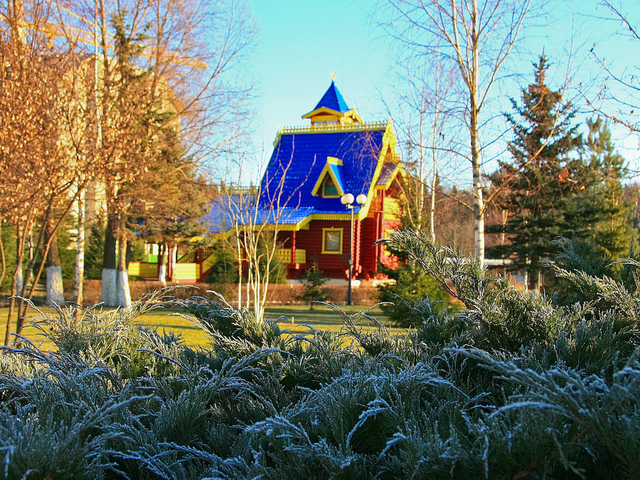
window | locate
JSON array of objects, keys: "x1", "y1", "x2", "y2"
[
  {"x1": 322, "y1": 176, "x2": 339, "y2": 197},
  {"x1": 322, "y1": 228, "x2": 343, "y2": 254}
]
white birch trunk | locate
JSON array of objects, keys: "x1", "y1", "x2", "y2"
[
  {"x1": 73, "y1": 187, "x2": 86, "y2": 305},
  {"x1": 158, "y1": 264, "x2": 167, "y2": 285},
  {"x1": 116, "y1": 237, "x2": 131, "y2": 308}
]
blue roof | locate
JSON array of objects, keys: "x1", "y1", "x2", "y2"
[
  {"x1": 328, "y1": 163, "x2": 345, "y2": 193},
  {"x1": 376, "y1": 162, "x2": 397, "y2": 186},
  {"x1": 312, "y1": 81, "x2": 350, "y2": 113},
  {"x1": 203, "y1": 194, "x2": 257, "y2": 234},
  {"x1": 257, "y1": 128, "x2": 386, "y2": 225}
]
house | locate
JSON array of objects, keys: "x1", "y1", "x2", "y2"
[
  {"x1": 246, "y1": 80, "x2": 404, "y2": 283},
  {"x1": 129, "y1": 80, "x2": 403, "y2": 285}
]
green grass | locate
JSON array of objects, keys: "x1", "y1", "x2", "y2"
[{"x1": 0, "y1": 303, "x2": 402, "y2": 350}]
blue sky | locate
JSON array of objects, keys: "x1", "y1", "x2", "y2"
[
  {"x1": 244, "y1": 0, "x2": 640, "y2": 181},
  {"x1": 247, "y1": 0, "x2": 390, "y2": 156}
]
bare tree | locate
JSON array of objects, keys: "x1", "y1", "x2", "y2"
[
  {"x1": 386, "y1": 49, "x2": 460, "y2": 241},
  {"x1": 218, "y1": 149, "x2": 308, "y2": 323},
  {"x1": 380, "y1": 0, "x2": 532, "y2": 264},
  {"x1": 583, "y1": 2, "x2": 640, "y2": 138},
  {"x1": 46, "y1": 0, "x2": 256, "y2": 307}
]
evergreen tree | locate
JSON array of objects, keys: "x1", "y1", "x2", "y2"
[
  {"x1": 297, "y1": 260, "x2": 328, "y2": 310},
  {"x1": 488, "y1": 55, "x2": 584, "y2": 290},
  {"x1": 564, "y1": 118, "x2": 635, "y2": 259}
]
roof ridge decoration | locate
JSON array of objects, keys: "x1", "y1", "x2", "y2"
[{"x1": 273, "y1": 121, "x2": 389, "y2": 147}]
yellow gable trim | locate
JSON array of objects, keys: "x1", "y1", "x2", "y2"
[
  {"x1": 311, "y1": 158, "x2": 345, "y2": 197},
  {"x1": 356, "y1": 119, "x2": 398, "y2": 220},
  {"x1": 378, "y1": 163, "x2": 406, "y2": 190}
]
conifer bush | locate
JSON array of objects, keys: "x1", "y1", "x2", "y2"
[
  {"x1": 1, "y1": 231, "x2": 640, "y2": 478},
  {"x1": 296, "y1": 260, "x2": 329, "y2": 309}
]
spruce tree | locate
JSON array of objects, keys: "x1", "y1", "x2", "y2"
[
  {"x1": 488, "y1": 55, "x2": 583, "y2": 290},
  {"x1": 564, "y1": 118, "x2": 635, "y2": 259},
  {"x1": 297, "y1": 260, "x2": 328, "y2": 309}
]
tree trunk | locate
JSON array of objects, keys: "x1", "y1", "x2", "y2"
[
  {"x1": 45, "y1": 218, "x2": 65, "y2": 305},
  {"x1": 167, "y1": 244, "x2": 174, "y2": 282},
  {"x1": 158, "y1": 243, "x2": 167, "y2": 285},
  {"x1": 4, "y1": 231, "x2": 24, "y2": 345},
  {"x1": 116, "y1": 232, "x2": 131, "y2": 308},
  {"x1": 469, "y1": 0, "x2": 485, "y2": 267},
  {"x1": 100, "y1": 215, "x2": 118, "y2": 306},
  {"x1": 73, "y1": 187, "x2": 86, "y2": 306},
  {"x1": 236, "y1": 233, "x2": 242, "y2": 309},
  {"x1": 0, "y1": 224, "x2": 5, "y2": 287}
]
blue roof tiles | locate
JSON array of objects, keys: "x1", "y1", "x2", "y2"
[{"x1": 258, "y1": 128, "x2": 385, "y2": 223}]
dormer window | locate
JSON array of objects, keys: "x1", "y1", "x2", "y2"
[
  {"x1": 311, "y1": 157, "x2": 345, "y2": 198},
  {"x1": 323, "y1": 176, "x2": 339, "y2": 197}
]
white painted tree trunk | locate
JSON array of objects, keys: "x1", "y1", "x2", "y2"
[
  {"x1": 116, "y1": 236, "x2": 131, "y2": 308},
  {"x1": 101, "y1": 269, "x2": 117, "y2": 306},
  {"x1": 158, "y1": 264, "x2": 166, "y2": 285},
  {"x1": 46, "y1": 266, "x2": 65, "y2": 305},
  {"x1": 116, "y1": 269, "x2": 131, "y2": 308},
  {"x1": 15, "y1": 264, "x2": 22, "y2": 296}
]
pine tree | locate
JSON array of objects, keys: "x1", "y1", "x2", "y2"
[{"x1": 488, "y1": 55, "x2": 584, "y2": 290}]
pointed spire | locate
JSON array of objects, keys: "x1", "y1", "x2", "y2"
[{"x1": 313, "y1": 78, "x2": 350, "y2": 113}]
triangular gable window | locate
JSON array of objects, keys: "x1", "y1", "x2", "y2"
[
  {"x1": 311, "y1": 157, "x2": 345, "y2": 197},
  {"x1": 323, "y1": 176, "x2": 339, "y2": 197}
]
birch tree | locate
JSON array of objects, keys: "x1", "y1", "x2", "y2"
[
  {"x1": 388, "y1": 51, "x2": 459, "y2": 241},
  {"x1": 381, "y1": 0, "x2": 532, "y2": 264}
]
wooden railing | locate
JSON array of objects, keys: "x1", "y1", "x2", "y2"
[
  {"x1": 173, "y1": 263, "x2": 199, "y2": 281},
  {"x1": 128, "y1": 262, "x2": 159, "y2": 278},
  {"x1": 129, "y1": 261, "x2": 200, "y2": 281},
  {"x1": 369, "y1": 197, "x2": 400, "y2": 215},
  {"x1": 276, "y1": 248, "x2": 306, "y2": 264}
]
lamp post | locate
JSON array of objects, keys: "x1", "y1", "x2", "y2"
[{"x1": 341, "y1": 192, "x2": 367, "y2": 305}]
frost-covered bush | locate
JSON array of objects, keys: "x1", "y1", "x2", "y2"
[{"x1": 1, "y1": 232, "x2": 640, "y2": 478}]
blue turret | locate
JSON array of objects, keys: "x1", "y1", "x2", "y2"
[
  {"x1": 302, "y1": 77, "x2": 362, "y2": 126},
  {"x1": 313, "y1": 80, "x2": 350, "y2": 112}
]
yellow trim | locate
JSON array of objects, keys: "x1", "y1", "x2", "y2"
[
  {"x1": 322, "y1": 227, "x2": 343, "y2": 254},
  {"x1": 383, "y1": 229, "x2": 396, "y2": 256},
  {"x1": 272, "y1": 121, "x2": 387, "y2": 148},
  {"x1": 302, "y1": 106, "x2": 344, "y2": 119},
  {"x1": 359, "y1": 119, "x2": 399, "y2": 218},
  {"x1": 375, "y1": 163, "x2": 406, "y2": 190},
  {"x1": 219, "y1": 210, "x2": 369, "y2": 235},
  {"x1": 311, "y1": 158, "x2": 344, "y2": 197}
]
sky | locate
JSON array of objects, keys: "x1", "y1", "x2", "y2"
[
  {"x1": 246, "y1": 0, "x2": 390, "y2": 158},
  {"x1": 244, "y1": 0, "x2": 640, "y2": 182}
]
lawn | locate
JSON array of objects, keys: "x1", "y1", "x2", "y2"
[{"x1": 0, "y1": 302, "x2": 402, "y2": 350}]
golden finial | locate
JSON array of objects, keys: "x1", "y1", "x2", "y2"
[{"x1": 331, "y1": 71, "x2": 336, "y2": 81}]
